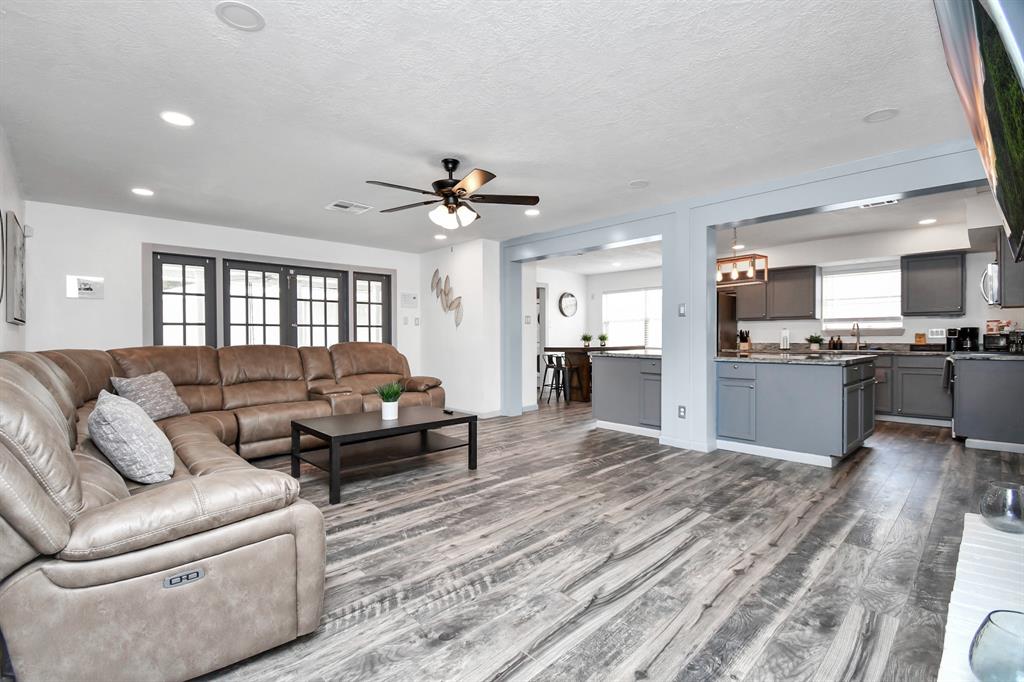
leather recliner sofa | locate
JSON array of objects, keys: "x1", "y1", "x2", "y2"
[{"x1": 0, "y1": 342, "x2": 442, "y2": 681}]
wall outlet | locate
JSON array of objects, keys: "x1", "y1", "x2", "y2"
[
  {"x1": 678, "y1": 405, "x2": 686, "y2": 419},
  {"x1": 414, "y1": 317, "x2": 420, "y2": 326},
  {"x1": 525, "y1": 315, "x2": 532, "y2": 325},
  {"x1": 678, "y1": 303, "x2": 686, "y2": 317},
  {"x1": 927, "y1": 328, "x2": 945, "y2": 339}
]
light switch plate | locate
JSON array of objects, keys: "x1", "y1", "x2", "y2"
[
  {"x1": 927, "y1": 328, "x2": 945, "y2": 339},
  {"x1": 525, "y1": 315, "x2": 531, "y2": 325},
  {"x1": 678, "y1": 405, "x2": 686, "y2": 419},
  {"x1": 678, "y1": 304, "x2": 686, "y2": 317}
]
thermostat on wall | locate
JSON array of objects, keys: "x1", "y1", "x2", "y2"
[{"x1": 400, "y1": 292, "x2": 419, "y2": 308}]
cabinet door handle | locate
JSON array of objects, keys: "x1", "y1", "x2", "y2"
[
  {"x1": 748, "y1": 385, "x2": 755, "y2": 389},
  {"x1": 733, "y1": 364, "x2": 739, "y2": 369}
]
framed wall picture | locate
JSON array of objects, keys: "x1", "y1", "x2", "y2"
[{"x1": 5, "y1": 210, "x2": 26, "y2": 325}]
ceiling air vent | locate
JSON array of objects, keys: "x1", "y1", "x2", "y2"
[
  {"x1": 858, "y1": 198, "x2": 899, "y2": 209},
  {"x1": 324, "y1": 200, "x2": 372, "y2": 215}
]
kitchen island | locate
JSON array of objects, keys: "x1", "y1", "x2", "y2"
[
  {"x1": 715, "y1": 353, "x2": 877, "y2": 467},
  {"x1": 591, "y1": 350, "x2": 662, "y2": 434},
  {"x1": 544, "y1": 345, "x2": 645, "y2": 402}
]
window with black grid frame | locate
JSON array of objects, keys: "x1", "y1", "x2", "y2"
[
  {"x1": 152, "y1": 253, "x2": 216, "y2": 346},
  {"x1": 353, "y1": 273, "x2": 391, "y2": 343}
]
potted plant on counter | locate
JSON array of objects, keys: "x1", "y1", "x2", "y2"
[
  {"x1": 806, "y1": 334, "x2": 824, "y2": 352},
  {"x1": 581, "y1": 333, "x2": 593, "y2": 348},
  {"x1": 376, "y1": 381, "x2": 403, "y2": 421},
  {"x1": 598, "y1": 333, "x2": 608, "y2": 347}
]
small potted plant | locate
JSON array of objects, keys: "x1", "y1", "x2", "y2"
[
  {"x1": 375, "y1": 381, "x2": 403, "y2": 421},
  {"x1": 806, "y1": 334, "x2": 824, "y2": 352},
  {"x1": 598, "y1": 333, "x2": 609, "y2": 347},
  {"x1": 581, "y1": 333, "x2": 593, "y2": 348}
]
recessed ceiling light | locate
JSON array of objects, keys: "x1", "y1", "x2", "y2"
[
  {"x1": 131, "y1": 187, "x2": 154, "y2": 197},
  {"x1": 524, "y1": 208, "x2": 540, "y2": 217},
  {"x1": 863, "y1": 108, "x2": 899, "y2": 123},
  {"x1": 627, "y1": 179, "x2": 650, "y2": 190},
  {"x1": 215, "y1": 1, "x2": 266, "y2": 31},
  {"x1": 433, "y1": 234, "x2": 447, "y2": 240},
  {"x1": 612, "y1": 262, "x2": 622, "y2": 267},
  {"x1": 918, "y1": 218, "x2": 938, "y2": 225},
  {"x1": 159, "y1": 111, "x2": 194, "y2": 127}
]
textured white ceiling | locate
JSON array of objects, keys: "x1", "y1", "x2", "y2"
[
  {"x1": 540, "y1": 240, "x2": 663, "y2": 275},
  {"x1": 0, "y1": 0, "x2": 969, "y2": 252},
  {"x1": 714, "y1": 186, "x2": 992, "y2": 252}
]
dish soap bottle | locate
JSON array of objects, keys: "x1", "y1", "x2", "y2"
[{"x1": 780, "y1": 328, "x2": 790, "y2": 351}]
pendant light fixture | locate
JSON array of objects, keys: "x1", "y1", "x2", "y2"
[
  {"x1": 715, "y1": 226, "x2": 769, "y2": 288},
  {"x1": 429, "y1": 201, "x2": 479, "y2": 230}
]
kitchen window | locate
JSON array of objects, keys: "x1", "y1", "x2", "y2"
[
  {"x1": 821, "y1": 262, "x2": 903, "y2": 334},
  {"x1": 152, "y1": 253, "x2": 217, "y2": 346},
  {"x1": 602, "y1": 288, "x2": 662, "y2": 348}
]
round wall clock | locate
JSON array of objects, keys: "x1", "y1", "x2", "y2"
[{"x1": 558, "y1": 292, "x2": 578, "y2": 317}]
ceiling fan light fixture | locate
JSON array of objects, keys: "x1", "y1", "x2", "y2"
[
  {"x1": 429, "y1": 204, "x2": 459, "y2": 230},
  {"x1": 455, "y1": 203, "x2": 479, "y2": 227}
]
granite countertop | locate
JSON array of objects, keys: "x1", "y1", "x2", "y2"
[
  {"x1": 715, "y1": 353, "x2": 877, "y2": 366},
  {"x1": 951, "y1": 352, "x2": 1024, "y2": 361},
  {"x1": 591, "y1": 350, "x2": 662, "y2": 359}
]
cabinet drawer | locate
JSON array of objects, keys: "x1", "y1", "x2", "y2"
[
  {"x1": 717, "y1": 362, "x2": 756, "y2": 380},
  {"x1": 895, "y1": 355, "x2": 948, "y2": 369},
  {"x1": 844, "y1": 362, "x2": 875, "y2": 385},
  {"x1": 639, "y1": 358, "x2": 661, "y2": 375},
  {"x1": 873, "y1": 355, "x2": 893, "y2": 368}
]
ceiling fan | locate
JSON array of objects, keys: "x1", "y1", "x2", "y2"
[{"x1": 367, "y1": 158, "x2": 539, "y2": 230}]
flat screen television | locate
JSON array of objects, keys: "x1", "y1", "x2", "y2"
[{"x1": 935, "y1": 0, "x2": 1024, "y2": 262}]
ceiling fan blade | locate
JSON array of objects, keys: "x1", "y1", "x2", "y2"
[
  {"x1": 467, "y1": 194, "x2": 540, "y2": 206},
  {"x1": 379, "y1": 199, "x2": 441, "y2": 213},
  {"x1": 452, "y1": 169, "x2": 496, "y2": 196},
  {"x1": 366, "y1": 180, "x2": 436, "y2": 196}
]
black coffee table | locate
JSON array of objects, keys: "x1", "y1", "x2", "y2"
[{"x1": 290, "y1": 406, "x2": 477, "y2": 504}]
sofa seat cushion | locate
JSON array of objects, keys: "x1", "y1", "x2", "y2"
[
  {"x1": 361, "y1": 391, "x2": 432, "y2": 412},
  {"x1": 342, "y1": 373, "x2": 405, "y2": 396},
  {"x1": 308, "y1": 379, "x2": 354, "y2": 395},
  {"x1": 87, "y1": 391, "x2": 174, "y2": 485},
  {"x1": 158, "y1": 411, "x2": 238, "y2": 446},
  {"x1": 309, "y1": 391, "x2": 364, "y2": 416},
  {"x1": 402, "y1": 375, "x2": 442, "y2": 392},
  {"x1": 111, "y1": 371, "x2": 191, "y2": 421},
  {"x1": 234, "y1": 400, "x2": 332, "y2": 445},
  {"x1": 161, "y1": 418, "x2": 252, "y2": 477}
]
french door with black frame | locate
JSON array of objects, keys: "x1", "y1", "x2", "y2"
[
  {"x1": 354, "y1": 272, "x2": 391, "y2": 343},
  {"x1": 153, "y1": 253, "x2": 217, "y2": 346},
  {"x1": 223, "y1": 259, "x2": 349, "y2": 347}
]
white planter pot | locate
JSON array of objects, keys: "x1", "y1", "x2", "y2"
[
  {"x1": 381, "y1": 401, "x2": 399, "y2": 421},
  {"x1": 809, "y1": 343, "x2": 821, "y2": 352}
]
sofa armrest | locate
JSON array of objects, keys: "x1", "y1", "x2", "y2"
[
  {"x1": 309, "y1": 384, "x2": 353, "y2": 396},
  {"x1": 59, "y1": 469, "x2": 299, "y2": 561},
  {"x1": 402, "y1": 376, "x2": 442, "y2": 392}
]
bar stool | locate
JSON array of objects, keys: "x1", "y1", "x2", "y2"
[{"x1": 539, "y1": 354, "x2": 561, "y2": 402}]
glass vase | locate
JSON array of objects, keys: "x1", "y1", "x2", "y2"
[
  {"x1": 970, "y1": 610, "x2": 1024, "y2": 682},
  {"x1": 979, "y1": 482, "x2": 1024, "y2": 534}
]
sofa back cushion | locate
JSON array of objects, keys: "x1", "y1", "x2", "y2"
[
  {"x1": 109, "y1": 346, "x2": 223, "y2": 412},
  {"x1": 40, "y1": 349, "x2": 122, "y2": 406},
  {"x1": 299, "y1": 347, "x2": 334, "y2": 383},
  {"x1": 218, "y1": 346, "x2": 307, "y2": 410},
  {"x1": 0, "y1": 360, "x2": 81, "y2": 557},
  {"x1": 330, "y1": 342, "x2": 410, "y2": 380},
  {"x1": 0, "y1": 351, "x2": 78, "y2": 447}
]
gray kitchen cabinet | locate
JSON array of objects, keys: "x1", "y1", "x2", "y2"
[
  {"x1": 998, "y1": 229, "x2": 1024, "y2": 308},
  {"x1": 874, "y1": 367, "x2": 893, "y2": 413},
  {"x1": 860, "y1": 378, "x2": 876, "y2": 439},
  {"x1": 843, "y1": 384, "x2": 862, "y2": 454},
  {"x1": 592, "y1": 356, "x2": 640, "y2": 426},
  {"x1": 894, "y1": 365, "x2": 952, "y2": 419},
  {"x1": 717, "y1": 378, "x2": 756, "y2": 441},
  {"x1": 735, "y1": 283, "x2": 767, "y2": 320},
  {"x1": 767, "y1": 266, "x2": 820, "y2": 320},
  {"x1": 901, "y1": 252, "x2": 965, "y2": 316},
  {"x1": 953, "y1": 358, "x2": 1024, "y2": 443},
  {"x1": 639, "y1": 374, "x2": 662, "y2": 428}
]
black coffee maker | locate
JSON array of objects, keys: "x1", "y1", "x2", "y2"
[
  {"x1": 946, "y1": 328, "x2": 960, "y2": 352},
  {"x1": 957, "y1": 326, "x2": 980, "y2": 352}
]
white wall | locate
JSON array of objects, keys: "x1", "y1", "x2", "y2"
[
  {"x1": 22, "y1": 201, "x2": 424, "y2": 371},
  {"x1": 585, "y1": 266, "x2": 662, "y2": 336},
  {"x1": 521, "y1": 261, "x2": 538, "y2": 409},
  {"x1": 0, "y1": 125, "x2": 26, "y2": 351},
  {"x1": 420, "y1": 239, "x2": 502, "y2": 415},
  {"x1": 535, "y1": 266, "x2": 587, "y2": 345},
  {"x1": 719, "y1": 225, "x2": 1024, "y2": 344}
]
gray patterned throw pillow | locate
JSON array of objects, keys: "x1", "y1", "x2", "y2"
[
  {"x1": 88, "y1": 390, "x2": 175, "y2": 484},
  {"x1": 111, "y1": 371, "x2": 190, "y2": 421}
]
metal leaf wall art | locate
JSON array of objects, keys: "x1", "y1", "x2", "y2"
[{"x1": 430, "y1": 268, "x2": 463, "y2": 327}]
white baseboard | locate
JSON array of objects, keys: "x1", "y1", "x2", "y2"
[
  {"x1": 449, "y1": 406, "x2": 503, "y2": 419},
  {"x1": 965, "y1": 438, "x2": 1024, "y2": 454},
  {"x1": 658, "y1": 435, "x2": 713, "y2": 453},
  {"x1": 521, "y1": 403, "x2": 538, "y2": 413},
  {"x1": 715, "y1": 439, "x2": 837, "y2": 468},
  {"x1": 593, "y1": 420, "x2": 661, "y2": 439},
  {"x1": 876, "y1": 414, "x2": 952, "y2": 428}
]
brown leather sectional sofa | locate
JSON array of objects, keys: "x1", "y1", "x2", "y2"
[{"x1": 0, "y1": 342, "x2": 441, "y2": 681}]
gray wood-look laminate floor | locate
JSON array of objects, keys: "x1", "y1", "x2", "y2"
[{"x1": 206, "y1": 404, "x2": 1024, "y2": 682}]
